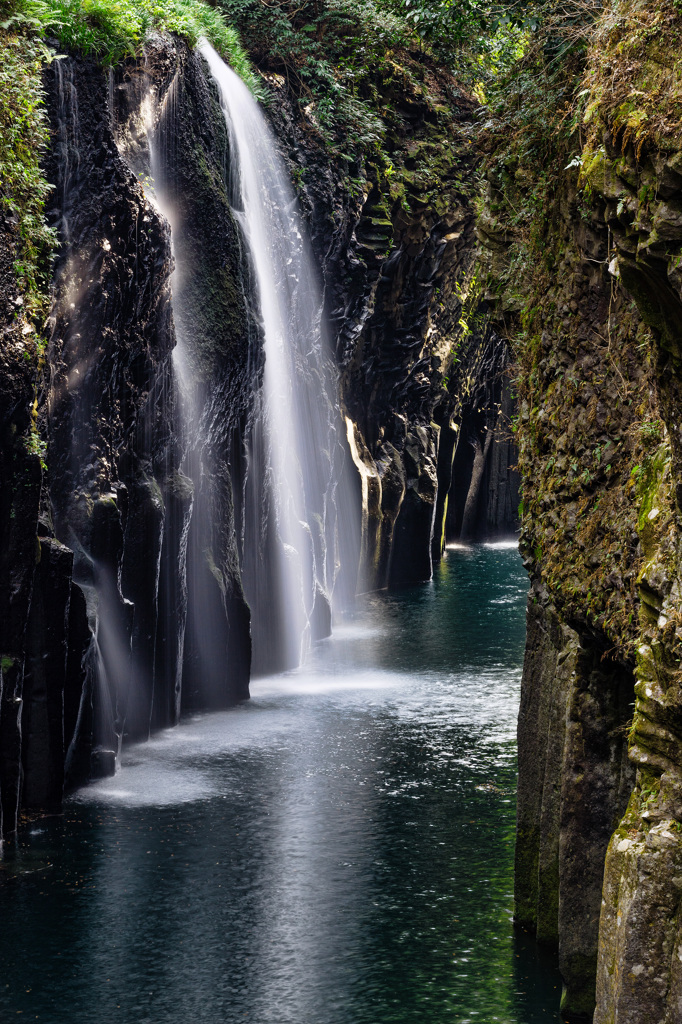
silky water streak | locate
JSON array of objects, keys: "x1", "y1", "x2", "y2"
[{"x1": 199, "y1": 41, "x2": 342, "y2": 673}]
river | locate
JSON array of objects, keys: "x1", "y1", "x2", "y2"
[{"x1": 0, "y1": 543, "x2": 564, "y2": 1023}]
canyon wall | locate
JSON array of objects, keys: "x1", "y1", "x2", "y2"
[
  {"x1": 262, "y1": 56, "x2": 519, "y2": 591},
  {"x1": 483, "y1": 2, "x2": 682, "y2": 1018}
]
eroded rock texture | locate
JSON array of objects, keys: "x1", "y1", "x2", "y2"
[
  {"x1": 583, "y1": 137, "x2": 682, "y2": 1024},
  {"x1": 0, "y1": 215, "x2": 44, "y2": 837}
]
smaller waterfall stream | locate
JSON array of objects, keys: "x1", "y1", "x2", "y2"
[{"x1": 199, "y1": 41, "x2": 340, "y2": 673}]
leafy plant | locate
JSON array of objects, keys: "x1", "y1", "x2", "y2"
[
  {"x1": 0, "y1": 3, "x2": 57, "y2": 319},
  {"x1": 42, "y1": 0, "x2": 259, "y2": 89}
]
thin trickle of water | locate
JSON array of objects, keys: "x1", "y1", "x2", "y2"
[{"x1": 199, "y1": 41, "x2": 343, "y2": 673}]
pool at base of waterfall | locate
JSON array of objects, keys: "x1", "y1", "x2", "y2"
[{"x1": 0, "y1": 544, "x2": 565, "y2": 1024}]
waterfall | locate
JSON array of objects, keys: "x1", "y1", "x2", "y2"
[
  {"x1": 199, "y1": 41, "x2": 341, "y2": 674},
  {"x1": 46, "y1": 38, "x2": 353, "y2": 785}
]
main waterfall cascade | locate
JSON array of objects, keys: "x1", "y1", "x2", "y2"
[
  {"x1": 32, "y1": 40, "x2": 351, "y2": 788},
  {"x1": 198, "y1": 41, "x2": 343, "y2": 673},
  {"x1": 26, "y1": 34, "x2": 508, "y2": 808}
]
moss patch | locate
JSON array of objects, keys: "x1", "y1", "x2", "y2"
[{"x1": 581, "y1": 0, "x2": 682, "y2": 154}]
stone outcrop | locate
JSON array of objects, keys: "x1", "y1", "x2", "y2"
[
  {"x1": 44, "y1": 40, "x2": 254, "y2": 755},
  {"x1": 0, "y1": 212, "x2": 45, "y2": 837}
]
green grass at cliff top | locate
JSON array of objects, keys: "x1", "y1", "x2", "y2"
[
  {"x1": 9, "y1": 0, "x2": 260, "y2": 90},
  {"x1": 1, "y1": 9, "x2": 56, "y2": 318}
]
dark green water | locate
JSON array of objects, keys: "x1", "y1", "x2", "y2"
[{"x1": 0, "y1": 544, "x2": 563, "y2": 1023}]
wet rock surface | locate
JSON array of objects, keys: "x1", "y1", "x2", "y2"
[
  {"x1": 263, "y1": 71, "x2": 519, "y2": 582},
  {"x1": 1, "y1": 39, "x2": 253, "y2": 835},
  {"x1": 0, "y1": 206, "x2": 49, "y2": 836}
]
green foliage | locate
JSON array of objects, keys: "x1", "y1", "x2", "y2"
[
  {"x1": 639, "y1": 420, "x2": 663, "y2": 447},
  {"x1": 214, "y1": 0, "x2": 413, "y2": 149},
  {"x1": 479, "y1": 30, "x2": 584, "y2": 317},
  {"x1": 386, "y1": 0, "x2": 534, "y2": 82},
  {"x1": 35, "y1": 0, "x2": 261, "y2": 94},
  {"x1": 25, "y1": 419, "x2": 47, "y2": 469},
  {"x1": 215, "y1": 0, "x2": 540, "y2": 149},
  {"x1": 0, "y1": 2, "x2": 57, "y2": 319}
]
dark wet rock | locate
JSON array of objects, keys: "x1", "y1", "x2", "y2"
[
  {"x1": 263, "y1": 73, "x2": 518, "y2": 583},
  {"x1": 0, "y1": 199, "x2": 44, "y2": 837},
  {"x1": 446, "y1": 328, "x2": 519, "y2": 545},
  {"x1": 43, "y1": 48, "x2": 177, "y2": 767},
  {"x1": 63, "y1": 582, "x2": 93, "y2": 793},
  {"x1": 22, "y1": 538, "x2": 73, "y2": 810},
  {"x1": 90, "y1": 747, "x2": 116, "y2": 779}
]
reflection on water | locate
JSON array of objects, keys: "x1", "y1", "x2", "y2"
[{"x1": 0, "y1": 546, "x2": 564, "y2": 1023}]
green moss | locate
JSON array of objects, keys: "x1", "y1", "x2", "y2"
[
  {"x1": 0, "y1": 6, "x2": 57, "y2": 323},
  {"x1": 559, "y1": 968, "x2": 598, "y2": 1019},
  {"x1": 582, "y1": 0, "x2": 682, "y2": 153},
  {"x1": 204, "y1": 545, "x2": 225, "y2": 593},
  {"x1": 166, "y1": 470, "x2": 194, "y2": 502},
  {"x1": 634, "y1": 442, "x2": 670, "y2": 536},
  {"x1": 24, "y1": 419, "x2": 46, "y2": 470}
]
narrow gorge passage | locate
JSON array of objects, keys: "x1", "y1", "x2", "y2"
[{"x1": 0, "y1": 546, "x2": 559, "y2": 1024}]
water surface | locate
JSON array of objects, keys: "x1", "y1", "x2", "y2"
[{"x1": 0, "y1": 544, "x2": 563, "y2": 1023}]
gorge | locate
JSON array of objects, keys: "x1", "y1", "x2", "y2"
[{"x1": 3, "y1": 0, "x2": 682, "y2": 1021}]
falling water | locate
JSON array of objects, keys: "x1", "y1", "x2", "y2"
[{"x1": 199, "y1": 41, "x2": 341, "y2": 673}]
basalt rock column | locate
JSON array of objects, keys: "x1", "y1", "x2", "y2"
[
  {"x1": 45, "y1": 50, "x2": 177, "y2": 759},
  {"x1": 127, "y1": 38, "x2": 254, "y2": 710}
]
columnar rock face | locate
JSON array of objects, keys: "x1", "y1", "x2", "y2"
[
  {"x1": 44, "y1": 41, "x2": 255, "y2": 759},
  {"x1": 482, "y1": 2, "x2": 682, "y2": 1018},
  {"x1": 445, "y1": 326, "x2": 519, "y2": 545},
  {"x1": 516, "y1": 586, "x2": 635, "y2": 1016},
  {"x1": 0, "y1": 216, "x2": 45, "y2": 838},
  {"x1": 46, "y1": 49, "x2": 178, "y2": 763},
  {"x1": 113, "y1": 37, "x2": 254, "y2": 710},
  {"x1": 0, "y1": 32, "x2": 518, "y2": 835},
  {"x1": 583, "y1": 135, "x2": 682, "y2": 1024},
  {"x1": 0, "y1": 39, "x2": 256, "y2": 836}
]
